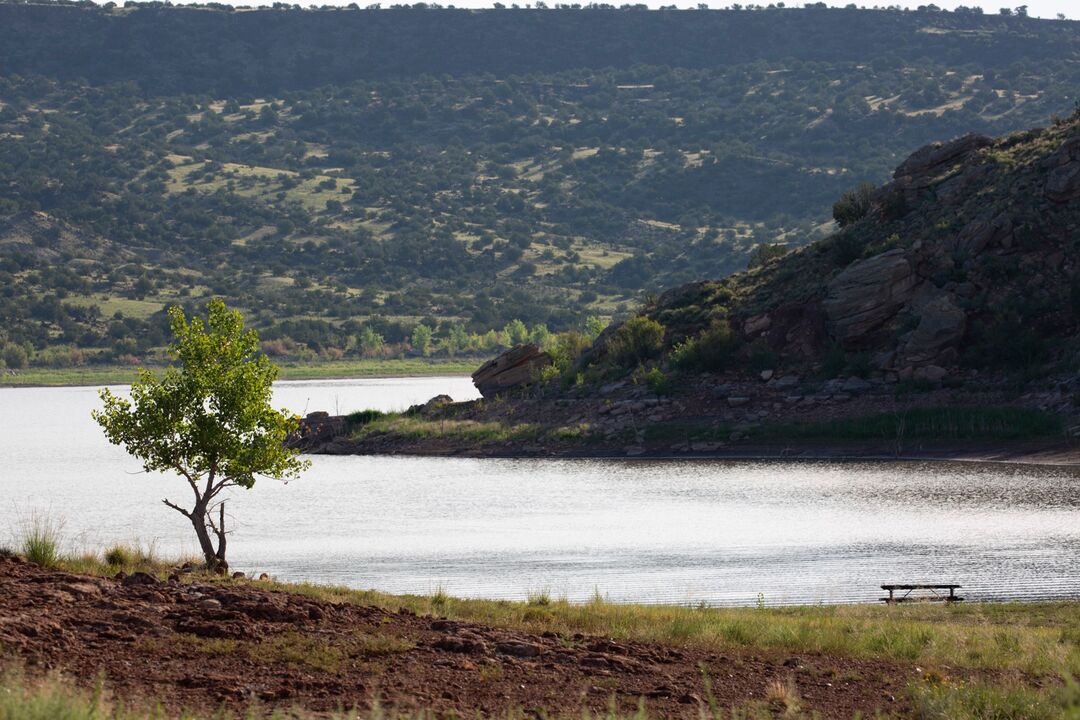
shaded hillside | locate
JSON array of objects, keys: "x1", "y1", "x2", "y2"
[
  {"x1": 584, "y1": 110, "x2": 1080, "y2": 384},
  {"x1": 1, "y1": 4, "x2": 1079, "y2": 370},
  {"x1": 0, "y1": 4, "x2": 1078, "y2": 94}
]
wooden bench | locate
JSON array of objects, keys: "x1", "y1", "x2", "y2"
[{"x1": 880, "y1": 584, "x2": 963, "y2": 604}]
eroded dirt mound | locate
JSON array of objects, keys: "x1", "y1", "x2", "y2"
[{"x1": 0, "y1": 556, "x2": 908, "y2": 718}]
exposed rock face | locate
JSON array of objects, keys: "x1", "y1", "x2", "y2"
[
  {"x1": 900, "y1": 294, "x2": 967, "y2": 366},
  {"x1": 893, "y1": 133, "x2": 993, "y2": 181},
  {"x1": 1044, "y1": 137, "x2": 1080, "y2": 203},
  {"x1": 823, "y1": 249, "x2": 917, "y2": 346},
  {"x1": 950, "y1": 214, "x2": 1012, "y2": 256},
  {"x1": 472, "y1": 344, "x2": 552, "y2": 398}
]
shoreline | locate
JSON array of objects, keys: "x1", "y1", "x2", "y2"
[
  {"x1": 332, "y1": 443, "x2": 1080, "y2": 467},
  {"x1": 299, "y1": 418, "x2": 1080, "y2": 467}
]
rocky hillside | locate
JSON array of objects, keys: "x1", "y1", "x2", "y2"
[{"x1": 585, "y1": 110, "x2": 1080, "y2": 386}]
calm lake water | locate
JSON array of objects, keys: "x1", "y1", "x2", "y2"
[{"x1": 2, "y1": 377, "x2": 1079, "y2": 606}]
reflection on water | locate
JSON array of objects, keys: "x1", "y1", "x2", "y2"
[{"x1": 1, "y1": 379, "x2": 1079, "y2": 606}]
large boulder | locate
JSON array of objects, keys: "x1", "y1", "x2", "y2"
[
  {"x1": 949, "y1": 214, "x2": 1013, "y2": 256},
  {"x1": 824, "y1": 249, "x2": 917, "y2": 346},
  {"x1": 900, "y1": 294, "x2": 967, "y2": 366},
  {"x1": 472, "y1": 344, "x2": 552, "y2": 398}
]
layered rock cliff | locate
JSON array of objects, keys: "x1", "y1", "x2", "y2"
[{"x1": 609, "y1": 112, "x2": 1080, "y2": 383}]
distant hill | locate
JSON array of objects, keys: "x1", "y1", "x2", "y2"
[
  {"x1": 582, "y1": 109, "x2": 1080, "y2": 386},
  {"x1": 1, "y1": 4, "x2": 1077, "y2": 93},
  {"x1": 0, "y1": 3, "x2": 1078, "y2": 369}
]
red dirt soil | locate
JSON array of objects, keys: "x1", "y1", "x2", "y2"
[{"x1": 0, "y1": 556, "x2": 915, "y2": 718}]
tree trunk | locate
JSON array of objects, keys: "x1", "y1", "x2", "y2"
[
  {"x1": 189, "y1": 504, "x2": 225, "y2": 574},
  {"x1": 213, "y1": 502, "x2": 228, "y2": 573}
]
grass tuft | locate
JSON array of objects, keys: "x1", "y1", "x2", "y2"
[{"x1": 19, "y1": 512, "x2": 64, "y2": 569}]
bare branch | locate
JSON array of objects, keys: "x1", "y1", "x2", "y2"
[{"x1": 162, "y1": 498, "x2": 192, "y2": 518}]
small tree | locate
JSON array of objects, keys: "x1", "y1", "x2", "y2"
[
  {"x1": 93, "y1": 299, "x2": 308, "y2": 573},
  {"x1": 411, "y1": 323, "x2": 433, "y2": 356}
]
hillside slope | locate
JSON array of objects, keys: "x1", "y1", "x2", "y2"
[
  {"x1": 2, "y1": 5, "x2": 1079, "y2": 370},
  {"x1": 302, "y1": 114, "x2": 1080, "y2": 458},
  {"x1": 613, "y1": 111, "x2": 1080, "y2": 383}
]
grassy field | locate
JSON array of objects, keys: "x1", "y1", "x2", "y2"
[{"x1": 0, "y1": 358, "x2": 480, "y2": 388}]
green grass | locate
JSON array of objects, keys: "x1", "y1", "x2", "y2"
[
  {"x1": 353, "y1": 413, "x2": 542, "y2": 443},
  {"x1": 19, "y1": 512, "x2": 63, "y2": 568},
  {"x1": 0, "y1": 358, "x2": 480, "y2": 387},
  {"x1": 292, "y1": 584, "x2": 1080, "y2": 677}
]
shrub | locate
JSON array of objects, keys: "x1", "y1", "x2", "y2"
[
  {"x1": 2, "y1": 344, "x2": 28, "y2": 370},
  {"x1": 832, "y1": 182, "x2": 875, "y2": 227},
  {"x1": 608, "y1": 316, "x2": 665, "y2": 368},
  {"x1": 546, "y1": 330, "x2": 591, "y2": 376},
  {"x1": 104, "y1": 545, "x2": 133, "y2": 567},
  {"x1": 642, "y1": 367, "x2": 672, "y2": 395},
  {"x1": 670, "y1": 319, "x2": 739, "y2": 372}
]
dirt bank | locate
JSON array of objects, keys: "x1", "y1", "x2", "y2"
[{"x1": 0, "y1": 556, "x2": 923, "y2": 718}]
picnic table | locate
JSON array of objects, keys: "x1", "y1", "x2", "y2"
[{"x1": 880, "y1": 584, "x2": 963, "y2": 604}]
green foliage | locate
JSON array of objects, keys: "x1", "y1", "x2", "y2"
[
  {"x1": 583, "y1": 316, "x2": 609, "y2": 342},
  {"x1": 545, "y1": 330, "x2": 591, "y2": 377},
  {"x1": 670, "y1": 319, "x2": 739, "y2": 372},
  {"x1": 608, "y1": 316, "x2": 666, "y2": 368},
  {"x1": 410, "y1": 324, "x2": 433, "y2": 356},
  {"x1": 831, "y1": 182, "x2": 876, "y2": 228},
  {"x1": 642, "y1": 367, "x2": 672, "y2": 396},
  {"x1": 503, "y1": 319, "x2": 530, "y2": 346},
  {"x1": 345, "y1": 409, "x2": 387, "y2": 430},
  {"x1": 3, "y1": 6, "x2": 1079, "y2": 363},
  {"x1": 2, "y1": 344, "x2": 28, "y2": 370},
  {"x1": 92, "y1": 299, "x2": 308, "y2": 570}
]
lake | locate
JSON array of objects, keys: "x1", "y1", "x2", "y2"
[{"x1": 2, "y1": 377, "x2": 1079, "y2": 606}]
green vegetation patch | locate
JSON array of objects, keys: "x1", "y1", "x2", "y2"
[{"x1": 352, "y1": 414, "x2": 542, "y2": 443}]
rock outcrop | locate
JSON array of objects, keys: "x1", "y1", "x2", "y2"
[
  {"x1": 1044, "y1": 136, "x2": 1080, "y2": 203},
  {"x1": 899, "y1": 294, "x2": 966, "y2": 366},
  {"x1": 893, "y1": 132, "x2": 993, "y2": 182},
  {"x1": 823, "y1": 249, "x2": 917, "y2": 347},
  {"x1": 472, "y1": 344, "x2": 552, "y2": 398}
]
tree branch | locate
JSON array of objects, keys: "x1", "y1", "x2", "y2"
[{"x1": 162, "y1": 498, "x2": 192, "y2": 518}]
